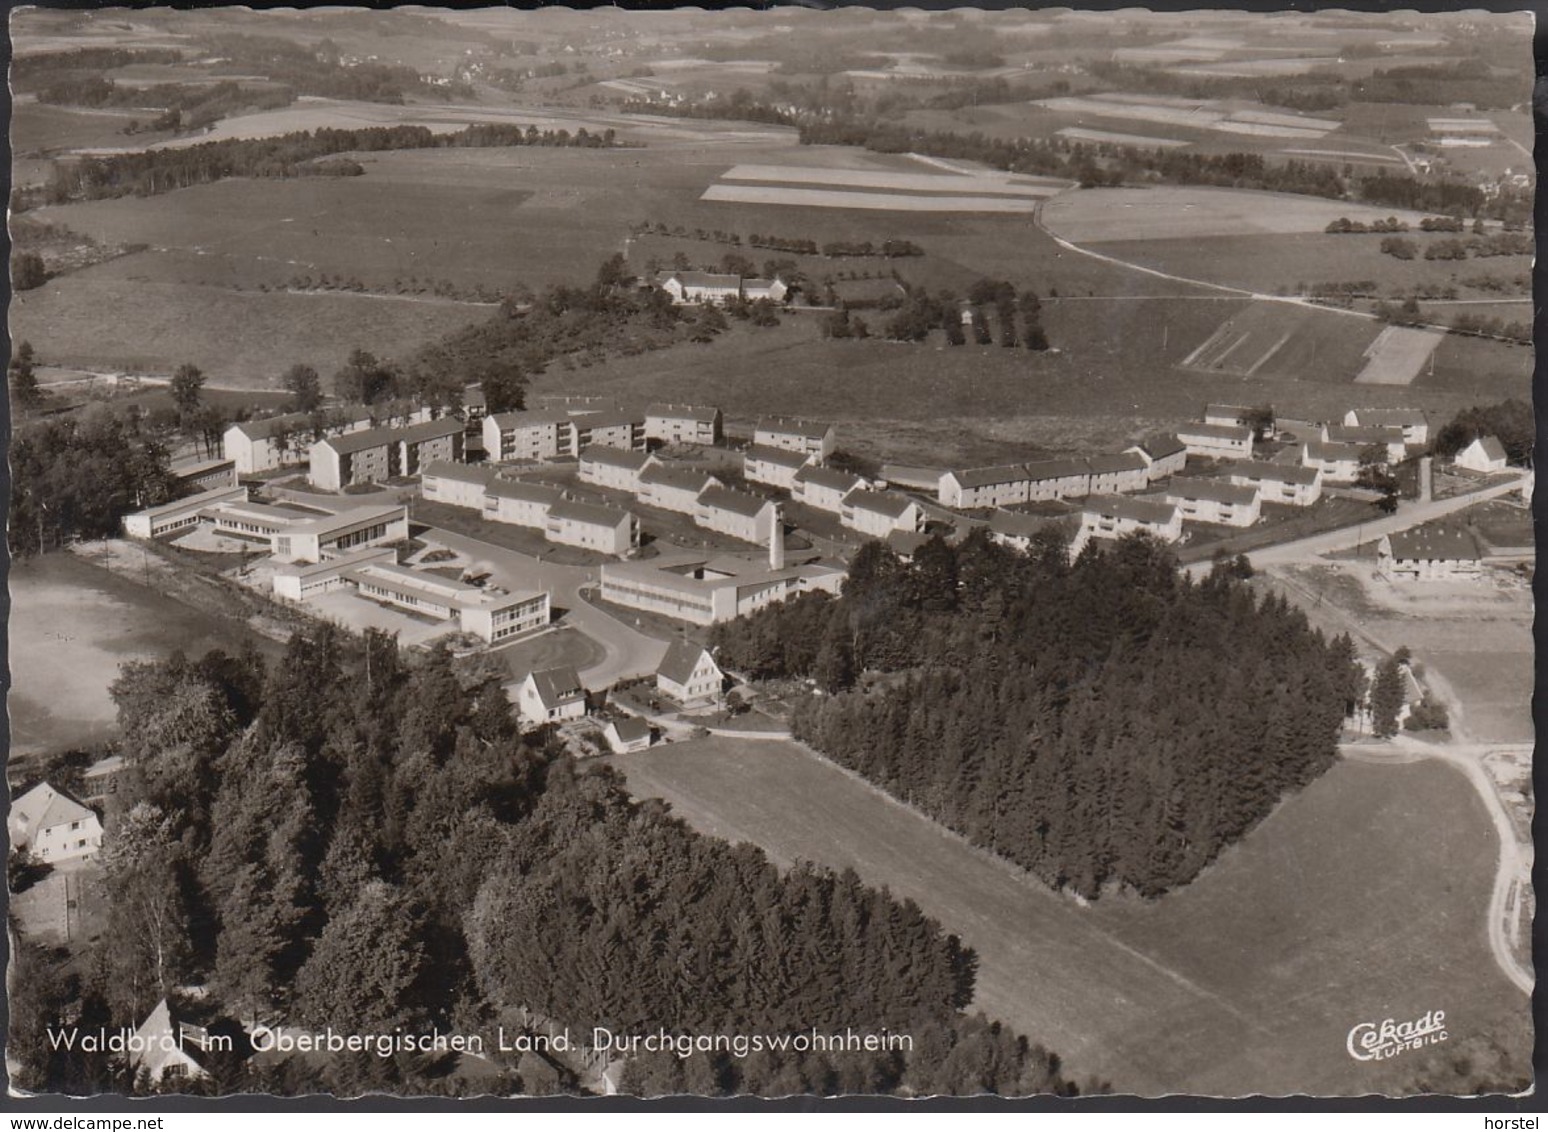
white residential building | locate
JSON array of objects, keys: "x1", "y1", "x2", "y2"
[
  {"x1": 754, "y1": 417, "x2": 836, "y2": 461},
  {"x1": 645, "y1": 403, "x2": 723, "y2": 446},
  {"x1": 1022, "y1": 459, "x2": 1092, "y2": 503},
  {"x1": 938, "y1": 465, "x2": 1032, "y2": 509},
  {"x1": 1345, "y1": 408, "x2": 1430, "y2": 446},
  {"x1": 1072, "y1": 495, "x2": 1183, "y2": 557},
  {"x1": 546, "y1": 499, "x2": 637, "y2": 555},
  {"x1": 8, "y1": 782, "x2": 102, "y2": 863},
  {"x1": 1226, "y1": 462, "x2": 1323, "y2": 507},
  {"x1": 599, "y1": 552, "x2": 846, "y2": 626},
  {"x1": 792, "y1": 465, "x2": 864, "y2": 514},
  {"x1": 485, "y1": 479, "x2": 564, "y2": 529},
  {"x1": 1164, "y1": 480, "x2": 1262, "y2": 527},
  {"x1": 1301, "y1": 441, "x2": 1365, "y2": 484},
  {"x1": 840, "y1": 489, "x2": 925, "y2": 539},
  {"x1": 342, "y1": 562, "x2": 550, "y2": 643},
  {"x1": 1324, "y1": 424, "x2": 1407, "y2": 465},
  {"x1": 1454, "y1": 435, "x2": 1509, "y2": 473},
  {"x1": 1085, "y1": 452, "x2": 1150, "y2": 495},
  {"x1": 1178, "y1": 422, "x2": 1255, "y2": 461},
  {"x1": 421, "y1": 462, "x2": 497, "y2": 510},
  {"x1": 1377, "y1": 526, "x2": 1481, "y2": 581},
  {"x1": 694, "y1": 486, "x2": 780, "y2": 544},
  {"x1": 638, "y1": 464, "x2": 723, "y2": 515},
  {"x1": 578, "y1": 446, "x2": 658, "y2": 493},
  {"x1": 223, "y1": 408, "x2": 373, "y2": 476},
  {"x1": 655, "y1": 639, "x2": 725, "y2": 708},
  {"x1": 743, "y1": 444, "x2": 813, "y2": 490},
  {"x1": 482, "y1": 410, "x2": 575, "y2": 462},
  {"x1": 1125, "y1": 434, "x2": 1189, "y2": 483},
  {"x1": 517, "y1": 666, "x2": 588, "y2": 727}
]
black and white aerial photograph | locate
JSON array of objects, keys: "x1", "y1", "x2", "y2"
[{"x1": 4, "y1": 1, "x2": 1537, "y2": 1106}]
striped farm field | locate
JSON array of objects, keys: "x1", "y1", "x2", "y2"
[
  {"x1": 1057, "y1": 127, "x2": 1192, "y2": 148},
  {"x1": 717, "y1": 163, "x2": 1066, "y2": 196},
  {"x1": 700, "y1": 184, "x2": 1045, "y2": 212},
  {"x1": 1354, "y1": 326, "x2": 1445, "y2": 386}
]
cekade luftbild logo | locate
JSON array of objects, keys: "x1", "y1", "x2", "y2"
[{"x1": 1346, "y1": 1009, "x2": 1448, "y2": 1062}]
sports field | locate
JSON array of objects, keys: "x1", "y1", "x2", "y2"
[
  {"x1": 607, "y1": 737, "x2": 1530, "y2": 1095},
  {"x1": 1354, "y1": 326, "x2": 1445, "y2": 386}
]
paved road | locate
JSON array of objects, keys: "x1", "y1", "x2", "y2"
[
  {"x1": 422, "y1": 525, "x2": 668, "y2": 687},
  {"x1": 1185, "y1": 473, "x2": 1529, "y2": 580}
]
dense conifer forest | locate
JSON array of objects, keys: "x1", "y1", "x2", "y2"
[
  {"x1": 710, "y1": 531, "x2": 1364, "y2": 898},
  {"x1": 10, "y1": 627, "x2": 1083, "y2": 1097}
]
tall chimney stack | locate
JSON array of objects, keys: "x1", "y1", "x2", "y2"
[
  {"x1": 1419, "y1": 455, "x2": 1433, "y2": 503},
  {"x1": 769, "y1": 505, "x2": 785, "y2": 571}
]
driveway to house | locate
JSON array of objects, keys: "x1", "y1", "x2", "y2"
[{"x1": 420, "y1": 525, "x2": 668, "y2": 687}]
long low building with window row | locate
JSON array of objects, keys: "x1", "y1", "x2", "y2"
[
  {"x1": 599, "y1": 552, "x2": 845, "y2": 626},
  {"x1": 1162, "y1": 479, "x2": 1261, "y2": 528},
  {"x1": 1071, "y1": 495, "x2": 1183, "y2": 558},
  {"x1": 309, "y1": 418, "x2": 464, "y2": 491},
  {"x1": 1224, "y1": 461, "x2": 1322, "y2": 507},
  {"x1": 123, "y1": 487, "x2": 408, "y2": 564}
]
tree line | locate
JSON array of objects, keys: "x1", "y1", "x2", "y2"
[
  {"x1": 709, "y1": 533, "x2": 1361, "y2": 899},
  {"x1": 33, "y1": 122, "x2": 621, "y2": 206},
  {"x1": 10, "y1": 628, "x2": 1086, "y2": 1097}
]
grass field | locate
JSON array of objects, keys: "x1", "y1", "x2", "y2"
[
  {"x1": 606, "y1": 737, "x2": 1530, "y2": 1095},
  {"x1": 9, "y1": 551, "x2": 283, "y2": 760},
  {"x1": 9, "y1": 266, "x2": 481, "y2": 384},
  {"x1": 1042, "y1": 187, "x2": 1434, "y2": 243}
]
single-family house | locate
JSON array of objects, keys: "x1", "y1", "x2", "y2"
[
  {"x1": 694, "y1": 486, "x2": 780, "y2": 544},
  {"x1": 841, "y1": 489, "x2": 925, "y2": 539},
  {"x1": 127, "y1": 1001, "x2": 210, "y2": 1084},
  {"x1": 1225, "y1": 461, "x2": 1323, "y2": 507},
  {"x1": 546, "y1": 499, "x2": 637, "y2": 555},
  {"x1": 8, "y1": 782, "x2": 102, "y2": 863},
  {"x1": 1178, "y1": 422, "x2": 1254, "y2": 461},
  {"x1": 1164, "y1": 480, "x2": 1262, "y2": 527},
  {"x1": 1377, "y1": 526, "x2": 1482, "y2": 581},
  {"x1": 602, "y1": 716, "x2": 653, "y2": 754},
  {"x1": 656, "y1": 639, "x2": 725, "y2": 707},
  {"x1": 578, "y1": 446, "x2": 658, "y2": 493},
  {"x1": 645, "y1": 403, "x2": 723, "y2": 446},
  {"x1": 744, "y1": 445, "x2": 813, "y2": 490},
  {"x1": 1453, "y1": 435, "x2": 1509, "y2": 473},
  {"x1": 517, "y1": 666, "x2": 588, "y2": 727},
  {"x1": 754, "y1": 417, "x2": 836, "y2": 461},
  {"x1": 638, "y1": 464, "x2": 722, "y2": 515},
  {"x1": 1125, "y1": 434, "x2": 1189, "y2": 483},
  {"x1": 792, "y1": 465, "x2": 864, "y2": 514}
]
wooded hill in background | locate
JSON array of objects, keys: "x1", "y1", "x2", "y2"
[{"x1": 711, "y1": 531, "x2": 1364, "y2": 898}]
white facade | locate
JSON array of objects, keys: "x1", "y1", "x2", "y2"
[
  {"x1": 744, "y1": 445, "x2": 813, "y2": 490},
  {"x1": 1072, "y1": 496, "x2": 1183, "y2": 558},
  {"x1": 1226, "y1": 462, "x2": 1323, "y2": 507},
  {"x1": 638, "y1": 465, "x2": 722, "y2": 515},
  {"x1": 793, "y1": 466, "x2": 864, "y2": 514},
  {"x1": 656, "y1": 640, "x2": 725, "y2": 707},
  {"x1": 754, "y1": 417, "x2": 836, "y2": 461},
  {"x1": 517, "y1": 667, "x2": 587, "y2": 727},
  {"x1": 645, "y1": 404, "x2": 722, "y2": 446},
  {"x1": 1178, "y1": 423, "x2": 1254, "y2": 461},
  {"x1": 1164, "y1": 481, "x2": 1261, "y2": 527},
  {"x1": 938, "y1": 466, "x2": 1032, "y2": 509},
  {"x1": 578, "y1": 447, "x2": 658, "y2": 493},
  {"x1": 1301, "y1": 442, "x2": 1364, "y2": 485},
  {"x1": 482, "y1": 411, "x2": 572, "y2": 462},
  {"x1": 840, "y1": 489, "x2": 925, "y2": 539},
  {"x1": 546, "y1": 500, "x2": 637, "y2": 555},
  {"x1": 1454, "y1": 435, "x2": 1509, "y2": 473},
  {"x1": 8, "y1": 783, "x2": 102, "y2": 863},
  {"x1": 694, "y1": 487, "x2": 779, "y2": 544}
]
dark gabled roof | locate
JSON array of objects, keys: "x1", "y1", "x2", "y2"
[
  {"x1": 1353, "y1": 408, "x2": 1428, "y2": 429},
  {"x1": 1470, "y1": 435, "x2": 1508, "y2": 461},
  {"x1": 1083, "y1": 494, "x2": 1178, "y2": 525},
  {"x1": 745, "y1": 444, "x2": 811, "y2": 469},
  {"x1": 573, "y1": 410, "x2": 643, "y2": 431},
  {"x1": 579, "y1": 445, "x2": 653, "y2": 471},
  {"x1": 1022, "y1": 458, "x2": 1090, "y2": 481},
  {"x1": 1137, "y1": 433, "x2": 1187, "y2": 460},
  {"x1": 487, "y1": 409, "x2": 572, "y2": 429},
  {"x1": 646, "y1": 402, "x2": 721, "y2": 424},
  {"x1": 316, "y1": 424, "x2": 399, "y2": 456},
  {"x1": 947, "y1": 464, "x2": 1032, "y2": 489},
  {"x1": 547, "y1": 499, "x2": 631, "y2": 527},
  {"x1": 697, "y1": 485, "x2": 775, "y2": 518},
  {"x1": 487, "y1": 478, "x2": 563, "y2": 505},
  {"x1": 526, "y1": 665, "x2": 584, "y2": 709},
  {"x1": 842, "y1": 488, "x2": 915, "y2": 518},
  {"x1": 886, "y1": 530, "x2": 933, "y2": 557},
  {"x1": 1228, "y1": 460, "x2": 1319, "y2": 487},
  {"x1": 229, "y1": 407, "x2": 371, "y2": 441},
  {"x1": 989, "y1": 509, "x2": 1072, "y2": 538},
  {"x1": 1166, "y1": 479, "x2": 1259, "y2": 507},
  {"x1": 1385, "y1": 525, "x2": 1479, "y2": 562},
  {"x1": 398, "y1": 417, "x2": 464, "y2": 443},
  {"x1": 1205, "y1": 403, "x2": 1255, "y2": 419},
  {"x1": 661, "y1": 270, "x2": 742, "y2": 289},
  {"x1": 756, "y1": 416, "x2": 833, "y2": 440},
  {"x1": 1304, "y1": 440, "x2": 1364, "y2": 462},
  {"x1": 1086, "y1": 451, "x2": 1149, "y2": 476},
  {"x1": 794, "y1": 465, "x2": 863, "y2": 493},
  {"x1": 1326, "y1": 424, "x2": 1406, "y2": 445},
  {"x1": 608, "y1": 715, "x2": 652, "y2": 742},
  {"x1": 1179, "y1": 422, "x2": 1253, "y2": 442},
  {"x1": 657, "y1": 638, "x2": 718, "y2": 685},
  {"x1": 640, "y1": 463, "x2": 719, "y2": 493},
  {"x1": 423, "y1": 460, "x2": 496, "y2": 485}
]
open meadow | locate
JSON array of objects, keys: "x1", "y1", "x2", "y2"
[
  {"x1": 606, "y1": 737, "x2": 1529, "y2": 1095},
  {"x1": 8, "y1": 551, "x2": 282, "y2": 761}
]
